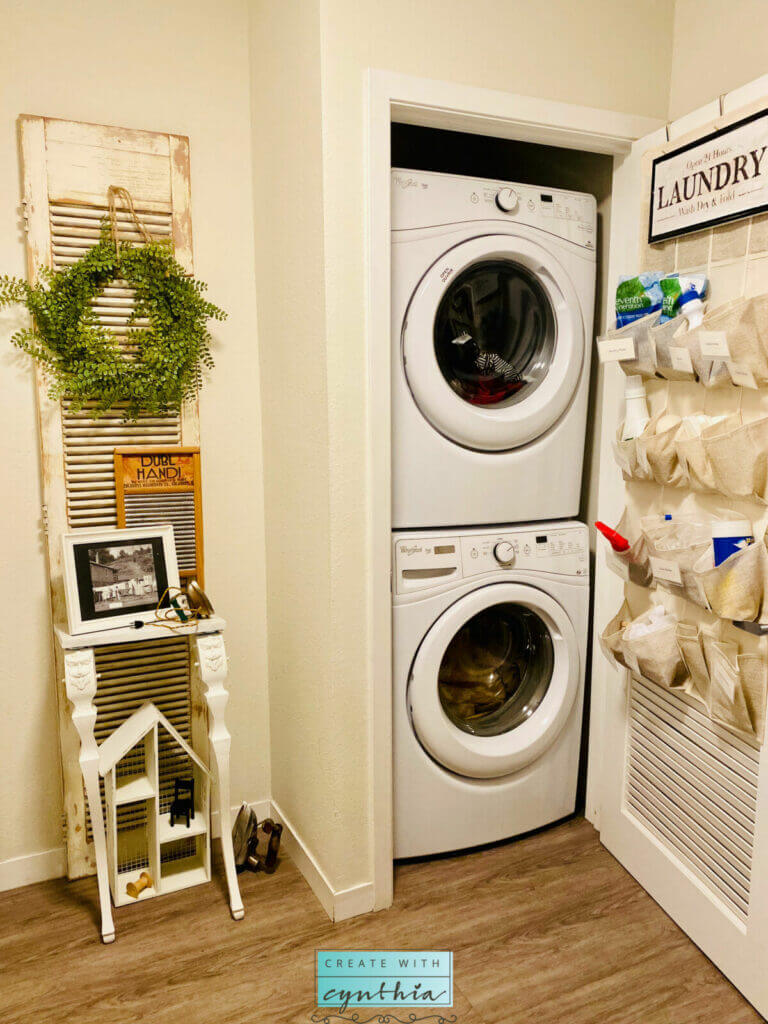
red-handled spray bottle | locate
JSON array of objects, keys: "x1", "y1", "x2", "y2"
[{"x1": 594, "y1": 521, "x2": 630, "y2": 553}]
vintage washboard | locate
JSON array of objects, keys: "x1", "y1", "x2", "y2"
[
  {"x1": 114, "y1": 446, "x2": 204, "y2": 586},
  {"x1": 20, "y1": 116, "x2": 205, "y2": 877}
]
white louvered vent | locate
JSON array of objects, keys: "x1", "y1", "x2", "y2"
[
  {"x1": 84, "y1": 637, "x2": 193, "y2": 843},
  {"x1": 123, "y1": 491, "x2": 197, "y2": 573},
  {"x1": 50, "y1": 202, "x2": 181, "y2": 531},
  {"x1": 626, "y1": 677, "x2": 759, "y2": 921}
]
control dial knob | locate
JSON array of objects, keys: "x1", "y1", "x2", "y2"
[
  {"x1": 494, "y1": 541, "x2": 516, "y2": 566},
  {"x1": 495, "y1": 187, "x2": 519, "y2": 213}
]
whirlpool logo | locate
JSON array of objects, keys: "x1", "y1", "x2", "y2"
[{"x1": 313, "y1": 951, "x2": 456, "y2": 1023}]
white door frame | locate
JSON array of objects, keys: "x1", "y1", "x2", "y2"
[{"x1": 364, "y1": 68, "x2": 663, "y2": 909}]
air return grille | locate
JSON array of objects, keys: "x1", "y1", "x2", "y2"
[{"x1": 627, "y1": 677, "x2": 759, "y2": 921}]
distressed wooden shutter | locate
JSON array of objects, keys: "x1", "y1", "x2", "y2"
[{"x1": 19, "y1": 116, "x2": 204, "y2": 878}]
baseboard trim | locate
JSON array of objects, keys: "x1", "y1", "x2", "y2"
[
  {"x1": 0, "y1": 797, "x2": 378, "y2": 926},
  {"x1": 0, "y1": 799, "x2": 273, "y2": 893},
  {"x1": 211, "y1": 799, "x2": 272, "y2": 839},
  {"x1": 0, "y1": 845, "x2": 67, "y2": 893},
  {"x1": 270, "y1": 799, "x2": 375, "y2": 922}
]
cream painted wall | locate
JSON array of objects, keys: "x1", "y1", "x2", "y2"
[
  {"x1": 249, "y1": 1, "x2": 366, "y2": 887},
  {"x1": 250, "y1": 0, "x2": 676, "y2": 897},
  {"x1": 669, "y1": 0, "x2": 768, "y2": 119},
  {"x1": 0, "y1": 0, "x2": 269, "y2": 872}
]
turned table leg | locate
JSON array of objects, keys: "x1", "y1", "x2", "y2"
[
  {"x1": 195, "y1": 634, "x2": 244, "y2": 920},
  {"x1": 63, "y1": 649, "x2": 115, "y2": 943}
]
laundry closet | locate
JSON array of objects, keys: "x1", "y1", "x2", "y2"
[
  {"x1": 387, "y1": 80, "x2": 768, "y2": 1018},
  {"x1": 389, "y1": 124, "x2": 611, "y2": 857}
]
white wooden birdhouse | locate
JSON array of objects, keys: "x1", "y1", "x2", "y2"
[{"x1": 98, "y1": 702, "x2": 211, "y2": 907}]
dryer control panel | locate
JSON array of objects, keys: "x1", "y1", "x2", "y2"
[
  {"x1": 392, "y1": 168, "x2": 597, "y2": 251},
  {"x1": 394, "y1": 524, "x2": 588, "y2": 594}
]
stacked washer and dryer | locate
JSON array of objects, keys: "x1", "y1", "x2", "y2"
[{"x1": 391, "y1": 168, "x2": 596, "y2": 857}]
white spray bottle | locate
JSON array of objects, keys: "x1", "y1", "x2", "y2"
[{"x1": 621, "y1": 375, "x2": 650, "y2": 442}]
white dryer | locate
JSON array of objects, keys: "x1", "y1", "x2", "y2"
[
  {"x1": 392, "y1": 169, "x2": 596, "y2": 528},
  {"x1": 393, "y1": 521, "x2": 588, "y2": 858}
]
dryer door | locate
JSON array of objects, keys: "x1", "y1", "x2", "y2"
[
  {"x1": 408, "y1": 583, "x2": 579, "y2": 779},
  {"x1": 402, "y1": 235, "x2": 584, "y2": 451}
]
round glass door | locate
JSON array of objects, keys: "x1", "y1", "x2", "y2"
[
  {"x1": 402, "y1": 235, "x2": 584, "y2": 451},
  {"x1": 434, "y1": 261, "x2": 556, "y2": 408},
  {"x1": 437, "y1": 603, "x2": 554, "y2": 737},
  {"x1": 408, "y1": 583, "x2": 579, "y2": 779}
]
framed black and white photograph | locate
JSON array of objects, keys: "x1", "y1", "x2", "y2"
[{"x1": 61, "y1": 525, "x2": 179, "y2": 635}]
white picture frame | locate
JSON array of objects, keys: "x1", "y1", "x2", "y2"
[{"x1": 61, "y1": 525, "x2": 180, "y2": 636}]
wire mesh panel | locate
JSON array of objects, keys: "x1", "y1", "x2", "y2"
[
  {"x1": 116, "y1": 800, "x2": 151, "y2": 875},
  {"x1": 160, "y1": 835, "x2": 198, "y2": 866},
  {"x1": 84, "y1": 637, "x2": 192, "y2": 845}
]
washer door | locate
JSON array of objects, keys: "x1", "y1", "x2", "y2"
[
  {"x1": 408, "y1": 583, "x2": 579, "y2": 779},
  {"x1": 402, "y1": 235, "x2": 584, "y2": 451}
]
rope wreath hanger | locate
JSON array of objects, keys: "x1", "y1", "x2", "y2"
[
  {"x1": 107, "y1": 184, "x2": 155, "y2": 248},
  {"x1": 0, "y1": 185, "x2": 226, "y2": 420}
]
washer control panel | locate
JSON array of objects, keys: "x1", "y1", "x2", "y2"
[
  {"x1": 461, "y1": 528, "x2": 588, "y2": 578},
  {"x1": 394, "y1": 525, "x2": 588, "y2": 594}
]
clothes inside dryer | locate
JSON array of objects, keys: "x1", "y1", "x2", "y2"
[
  {"x1": 434, "y1": 259, "x2": 556, "y2": 406},
  {"x1": 437, "y1": 602, "x2": 554, "y2": 737}
]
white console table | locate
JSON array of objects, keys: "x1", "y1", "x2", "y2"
[{"x1": 56, "y1": 616, "x2": 243, "y2": 942}]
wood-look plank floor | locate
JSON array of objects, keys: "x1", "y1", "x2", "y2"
[{"x1": 0, "y1": 818, "x2": 761, "y2": 1024}]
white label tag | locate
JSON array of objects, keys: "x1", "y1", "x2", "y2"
[
  {"x1": 711, "y1": 648, "x2": 737, "y2": 702},
  {"x1": 650, "y1": 556, "x2": 683, "y2": 586},
  {"x1": 668, "y1": 345, "x2": 694, "y2": 373},
  {"x1": 597, "y1": 335, "x2": 636, "y2": 363},
  {"x1": 727, "y1": 361, "x2": 758, "y2": 389},
  {"x1": 699, "y1": 330, "x2": 731, "y2": 359}
]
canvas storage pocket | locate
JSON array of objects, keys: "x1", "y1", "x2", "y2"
[
  {"x1": 679, "y1": 299, "x2": 741, "y2": 387},
  {"x1": 598, "y1": 312, "x2": 659, "y2": 378},
  {"x1": 600, "y1": 600, "x2": 631, "y2": 672},
  {"x1": 621, "y1": 608, "x2": 688, "y2": 688},
  {"x1": 676, "y1": 624, "x2": 711, "y2": 703},
  {"x1": 696, "y1": 294, "x2": 768, "y2": 388},
  {"x1": 698, "y1": 538, "x2": 768, "y2": 623},
  {"x1": 650, "y1": 315, "x2": 697, "y2": 382},
  {"x1": 721, "y1": 294, "x2": 768, "y2": 387},
  {"x1": 603, "y1": 510, "x2": 651, "y2": 586},
  {"x1": 684, "y1": 297, "x2": 766, "y2": 388},
  {"x1": 613, "y1": 421, "x2": 641, "y2": 481},
  {"x1": 674, "y1": 413, "x2": 741, "y2": 495},
  {"x1": 703, "y1": 635, "x2": 755, "y2": 736},
  {"x1": 643, "y1": 515, "x2": 711, "y2": 608},
  {"x1": 636, "y1": 412, "x2": 686, "y2": 487},
  {"x1": 738, "y1": 652, "x2": 768, "y2": 743},
  {"x1": 704, "y1": 416, "x2": 768, "y2": 503}
]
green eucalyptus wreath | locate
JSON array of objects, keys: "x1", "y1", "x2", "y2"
[{"x1": 0, "y1": 227, "x2": 225, "y2": 420}]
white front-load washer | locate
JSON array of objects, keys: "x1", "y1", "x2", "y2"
[
  {"x1": 392, "y1": 169, "x2": 596, "y2": 529},
  {"x1": 393, "y1": 520, "x2": 588, "y2": 858}
]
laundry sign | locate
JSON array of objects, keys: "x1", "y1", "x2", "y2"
[{"x1": 649, "y1": 109, "x2": 768, "y2": 243}]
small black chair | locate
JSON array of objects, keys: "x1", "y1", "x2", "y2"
[{"x1": 169, "y1": 778, "x2": 195, "y2": 828}]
